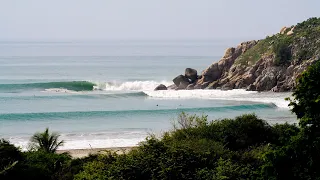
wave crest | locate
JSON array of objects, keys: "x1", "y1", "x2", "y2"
[
  {"x1": 94, "y1": 80, "x2": 171, "y2": 91},
  {"x1": 0, "y1": 81, "x2": 96, "y2": 92}
]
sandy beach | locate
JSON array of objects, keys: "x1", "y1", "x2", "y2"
[{"x1": 57, "y1": 147, "x2": 135, "y2": 158}]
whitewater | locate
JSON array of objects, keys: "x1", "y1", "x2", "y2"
[{"x1": 0, "y1": 40, "x2": 297, "y2": 150}]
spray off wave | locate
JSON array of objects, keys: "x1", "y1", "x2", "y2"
[
  {"x1": 0, "y1": 80, "x2": 291, "y2": 109},
  {"x1": 93, "y1": 80, "x2": 171, "y2": 91}
]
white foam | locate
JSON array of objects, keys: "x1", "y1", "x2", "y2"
[
  {"x1": 9, "y1": 138, "x2": 144, "y2": 151},
  {"x1": 58, "y1": 138, "x2": 144, "y2": 150},
  {"x1": 144, "y1": 89, "x2": 292, "y2": 109},
  {"x1": 144, "y1": 89, "x2": 256, "y2": 98},
  {"x1": 43, "y1": 88, "x2": 80, "y2": 94},
  {"x1": 93, "y1": 80, "x2": 172, "y2": 91},
  {"x1": 8, "y1": 130, "x2": 150, "y2": 151}
]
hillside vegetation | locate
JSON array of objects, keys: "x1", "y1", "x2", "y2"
[
  {"x1": 236, "y1": 17, "x2": 320, "y2": 66},
  {"x1": 196, "y1": 17, "x2": 320, "y2": 92}
]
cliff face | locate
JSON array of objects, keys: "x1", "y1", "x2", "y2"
[{"x1": 196, "y1": 17, "x2": 320, "y2": 92}]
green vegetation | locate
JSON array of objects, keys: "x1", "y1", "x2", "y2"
[
  {"x1": 1, "y1": 22, "x2": 320, "y2": 179},
  {"x1": 0, "y1": 113, "x2": 302, "y2": 179},
  {"x1": 288, "y1": 59, "x2": 320, "y2": 127},
  {"x1": 235, "y1": 17, "x2": 320, "y2": 66}
]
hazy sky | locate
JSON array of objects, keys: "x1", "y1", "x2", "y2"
[{"x1": 0, "y1": 0, "x2": 319, "y2": 40}]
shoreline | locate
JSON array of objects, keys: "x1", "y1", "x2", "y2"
[{"x1": 57, "y1": 146, "x2": 136, "y2": 158}]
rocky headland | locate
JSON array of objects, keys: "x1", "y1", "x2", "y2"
[{"x1": 155, "y1": 17, "x2": 320, "y2": 92}]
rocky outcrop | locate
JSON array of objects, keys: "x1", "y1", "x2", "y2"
[
  {"x1": 280, "y1": 27, "x2": 288, "y2": 34},
  {"x1": 196, "y1": 40, "x2": 258, "y2": 90},
  {"x1": 173, "y1": 75, "x2": 190, "y2": 87},
  {"x1": 167, "y1": 84, "x2": 177, "y2": 90},
  {"x1": 155, "y1": 18, "x2": 320, "y2": 92},
  {"x1": 192, "y1": 18, "x2": 320, "y2": 92},
  {"x1": 185, "y1": 68, "x2": 198, "y2": 83},
  {"x1": 154, "y1": 84, "x2": 167, "y2": 91},
  {"x1": 195, "y1": 43, "x2": 318, "y2": 92},
  {"x1": 171, "y1": 72, "x2": 200, "y2": 90}
]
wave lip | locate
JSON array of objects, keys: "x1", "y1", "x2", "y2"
[
  {"x1": 0, "y1": 81, "x2": 96, "y2": 92},
  {"x1": 94, "y1": 80, "x2": 172, "y2": 91}
]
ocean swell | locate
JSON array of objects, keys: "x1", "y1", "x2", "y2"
[
  {"x1": 0, "y1": 103, "x2": 276, "y2": 120},
  {"x1": 0, "y1": 81, "x2": 96, "y2": 92}
]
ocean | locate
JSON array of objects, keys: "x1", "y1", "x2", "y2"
[{"x1": 0, "y1": 40, "x2": 296, "y2": 150}]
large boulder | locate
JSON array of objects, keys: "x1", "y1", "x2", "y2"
[
  {"x1": 255, "y1": 69, "x2": 277, "y2": 91},
  {"x1": 186, "y1": 83, "x2": 196, "y2": 90},
  {"x1": 177, "y1": 81, "x2": 190, "y2": 90},
  {"x1": 185, "y1": 68, "x2": 198, "y2": 83},
  {"x1": 173, "y1": 75, "x2": 190, "y2": 87},
  {"x1": 167, "y1": 84, "x2": 177, "y2": 90},
  {"x1": 154, "y1": 84, "x2": 167, "y2": 91},
  {"x1": 280, "y1": 26, "x2": 288, "y2": 34},
  {"x1": 223, "y1": 47, "x2": 235, "y2": 58},
  {"x1": 246, "y1": 84, "x2": 256, "y2": 91}
]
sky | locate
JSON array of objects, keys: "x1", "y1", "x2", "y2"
[{"x1": 0, "y1": 0, "x2": 319, "y2": 41}]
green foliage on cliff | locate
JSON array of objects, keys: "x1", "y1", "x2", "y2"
[
  {"x1": 288, "y1": 60, "x2": 320, "y2": 128},
  {"x1": 236, "y1": 17, "x2": 320, "y2": 66}
]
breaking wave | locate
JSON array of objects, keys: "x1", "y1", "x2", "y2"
[{"x1": 0, "y1": 81, "x2": 96, "y2": 92}]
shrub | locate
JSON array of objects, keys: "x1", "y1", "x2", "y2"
[
  {"x1": 17, "y1": 151, "x2": 71, "y2": 180},
  {"x1": 288, "y1": 60, "x2": 320, "y2": 128},
  {"x1": 273, "y1": 37, "x2": 292, "y2": 65},
  {"x1": 271, "y1": 123, "x2": 300, "y2": 146},
  {"x1": 0, "y1": 139, "x2": 22, "y2": 179}
]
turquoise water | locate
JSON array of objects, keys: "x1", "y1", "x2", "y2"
[{"x1": 0, "y1": 40, "x2": 296, "y2": 150}]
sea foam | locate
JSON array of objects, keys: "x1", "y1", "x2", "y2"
[
  {"x1": 93, "y1": 80, "x2": 172, "y2": 91},
  {"x1": 9, "y1": 130, "x2": 149, "y2": 150},
  {"x1": 144, "y1": 89, "x2": 291, "y2": 109}
]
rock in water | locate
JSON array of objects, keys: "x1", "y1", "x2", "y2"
[
  {"x1": 177, "y1": 81, "x2": 189, "y2": 90},
  {"x1": 185, "y1": 68, "x2": 198, "y2": 83},
  {"x1": 170, "y1": 18, "x2": 320, "y2": 92},
  {"x1": 246, "y1": 84, "x2": 256, "y2": 91},
  {"x1": 154, "y1": 84, "x2": 167, "y2": 91},
  {"x1": 186, "y1": 83, "x2": 195, "y2": 90},
  {"x1": 167, "y1": 84, "x2": 177, "y2": 90},
  {"x1": 172, "y1": 75, "x2": 190, "y2": 87}
]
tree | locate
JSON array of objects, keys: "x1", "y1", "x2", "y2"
[
  {"x1": 288, "y1": 60, "x2": 320, "y2": 129},
  {"x1": 0, "y1": 139, "x2": 22, "y2": 178},
  {"x1": 29, "y1": 128, "x2": 64, "y2": 153},
  {"x1": 262, "y1": 60, "x2": 320, "y2": 179}
]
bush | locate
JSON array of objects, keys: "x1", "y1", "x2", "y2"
[
  {"x1": 0, "y1": 139, "x2": 22, "y2": 179},
  {"x1": 170, "y1": 114, "x2": 273, "y2": 151},
  {"x1": 263, "y1": 60, "x2": 320, "y2": 179},
  {"x1": 288, "y1": 60, "x2": 320, "y2": 128},
  {"x1": 273, "y1": 37, "x2": 292, "y2": 65},
  {"x1": 17, "y1": 151, "x2": 71, "y2": 180},
  {"x1": 271, "y1": 123, "x2": 300, "y2": 146},
  {"x1": 0, "y1": 113, "x2": 309, "y2": 179}
]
